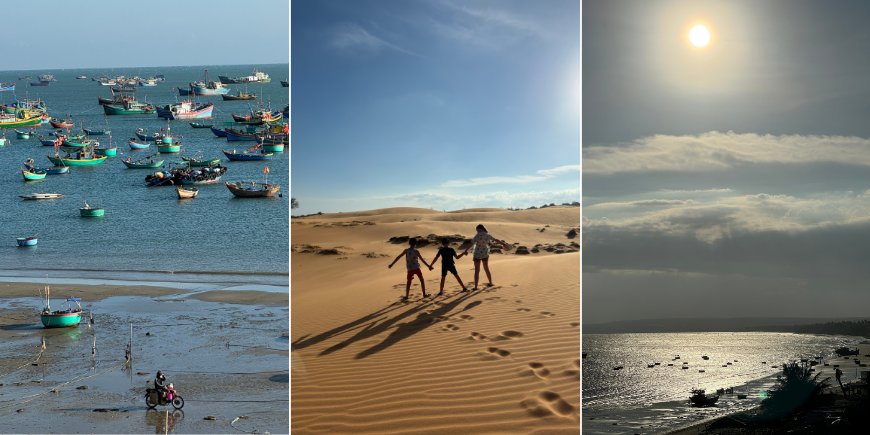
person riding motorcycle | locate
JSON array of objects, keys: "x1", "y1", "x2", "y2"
[{"x1": 155, "y1": 371, "x2": 167, "y2": 401}]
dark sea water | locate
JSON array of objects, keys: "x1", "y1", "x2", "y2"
[
  {"x1": 0, "y1": 64, "x2": 288, "y2": 286},
  {"x1": 583, "y1": 332, "x2": 863, "y2": 434}
]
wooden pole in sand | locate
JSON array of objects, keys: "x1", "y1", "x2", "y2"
[
  {"x1": 130, "y1": 323, "x2": 133, "y2": 363},
  {"x1": 165, "y1": 410, "x2": 168, "y2": 434}
]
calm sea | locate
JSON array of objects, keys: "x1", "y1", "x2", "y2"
[
  {"x1": 0, "y1": 64, "x2": 288, "y2": 286},
  {"x1": 583, "y1": 332, "x2": 862, "y2": 435}
]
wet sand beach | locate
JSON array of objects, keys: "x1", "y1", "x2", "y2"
[
  {"x1": 0, "y1": 280, "x2": 289, "y2": 434},
  {"x1": 291, "y1": 207, "x2": 581, "y2": 434}
]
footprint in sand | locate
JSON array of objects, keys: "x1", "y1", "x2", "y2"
[
  {"x1": 484, "y1": 296, "x2": 502, "y2": 301},
  {"x1": 441, "y1": 324, "x2": 460, "y2": 331},
  {"x1": 519, "y1": 391, "x2": 576, "y2": 418},
  {"x1": 458, "y1": 314, "x2": 474, "y2": 320},
  {"x1": 468, "y1": 332, "x2": 487, "y2": 340},
  {"x1": 480, "y1": 347, "x2": 512, "y2": 360},
  {"x1": 497, "y1": 330, "x2": 524, "y2": 340},
  {"x1": 569, "y1": 322, "x2": 579, "y2": 327},
  {"x1": 516, "y1": 308, "x2": 532, "y2": 312},
  {"x1": 539, "y1": 312, "x2": 556, "y2": 317},
  {"x1": 518, "y1": 362, "x2": 551, "y2": 379}
]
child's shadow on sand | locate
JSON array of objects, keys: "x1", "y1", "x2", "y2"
[{"x1": 313, "y1": 293, "x2": 481, "y2": 359}]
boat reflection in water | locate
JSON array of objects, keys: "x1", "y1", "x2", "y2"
[{"x1": 145, "y1": 409, "x2": 184, "y2": 434}]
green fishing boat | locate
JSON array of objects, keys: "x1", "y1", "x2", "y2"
[
  {"x1": 40, "y1": 286, "x2": 84, "y2": 328},
  {"x1": 47, "y1": 148, "x2": 108, "y2": 166},
  {"x1": 80, "y1": 200, "x2": 105, "y2": 217},
  {"x1": 103, "y1": 99, "x2": 155, "y2": 115}
]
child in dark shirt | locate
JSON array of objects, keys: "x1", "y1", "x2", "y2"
[{"x1": 430, "y1": 237, "x2": 468, "y2": 295}]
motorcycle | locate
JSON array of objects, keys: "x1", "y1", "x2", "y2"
[{"x1": 144, "y1": 383, "x2": 184, "y2": 409}]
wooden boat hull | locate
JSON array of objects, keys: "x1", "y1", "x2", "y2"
[
  {"x1": 176, "y1": 187, "x2": 198, "y2": 199},
  {"x1": 0, "y1": 115, "x2": 43, "y2": 128},
  {"x1": 23, "y1": 169, "x2": 46, "y2": 180},
  {"x1": 129, "y1": 140, "x2": 150, "y2": 149},
  {"x1": 103, "y1": 104, "x2": 155, "y2": 115},
  {"x1": 180, "y1": 176, "x2": 223, "y2": 185},
  {"x1": 225, "y1": 130, "x2": 259, "y2": 141},
  {"x1": 210, "y1": 127, "x2": 228, "y2": 137},
  {"x1": 189, "y1": 84, "x2": 229, "y2": 95},
  {"x1": 20, "y1": 193, "x2": 63, "y2": 200},
  {"x1": 165, "y1": 104, "x2": 214, "y2": 120},
  {"x1": 181, "y1": 157, "x2": 220, "y2": 166},
  {"x1": 122, "y1": 159, "x2": 164, "y2": 168},
  {"x1": 50, "y1": 121, "x2": 74, "y2": 128},
  {"x1": 94, "y1": 148, "x2": 117, "y2": 156},
  {"x1": 225, "y1": 181, "x2": 280, "y2": 197},
  {"x1": 45, "y1": 166, "x2": 70, "y2": 174},
  {"x1": 16, "y1": 237, "x2": 37, "y2": 246},
  {"x1": 222, "y1": 150, "x2": 273, "y2": 160},
  {"x1": 188, "y1": 121, "x2": 214, "y2": 128},
  {"x1": 80, "y1": 208, "x2": 105, "y2": 217},
  {"x1": 221, "y1": 94, "x2": 257, "y2": 101},
  {"x1": 47, "y1": 155, "x2": 108, "y2": 166},
  {"x1": 157, "y1": 145, "x2": 181, "y2": 153},
  {"x1": 261, "y1": 144, "x2": 285, "y2": 152},
  {"x1": 41, "y1": 311, "x2": 81, "y2": 328}
]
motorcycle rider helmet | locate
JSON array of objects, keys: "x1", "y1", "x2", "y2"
[{"x1": 168, "y1": 383, "x2": 173, "y2": 389}]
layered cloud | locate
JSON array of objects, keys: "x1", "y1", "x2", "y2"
[
  {"x1": 329, "y1": 23, "x2": 419, "y2": 56},
  {"x1": 443, "y1": 164, "x2": 580, "y2": 187}
]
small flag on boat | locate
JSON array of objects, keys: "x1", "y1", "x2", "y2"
[{"x1": 264, "y1": 167, "x2": 269, "y2": 174}]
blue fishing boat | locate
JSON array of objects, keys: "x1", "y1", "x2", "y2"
[
  {"x1": 16, "y1": 233, "x2": 38, "y2": 246},
  {"x1": 44, "y1": 166, "x2": 70, "y2": 175},
  {"x1": 129, "y1": 139, "x2": 150, "y2": 149},
  {"x1": 210, "y1": 127, "x2": 228, "y2": 137},
  {"x1": 222, "y1": 148, "x2": 273, "y2": 161},
  {"x1": 40, "y1": 287, "x2": 85, "y2": 328},
  {"x1": 23, "y1": 168, "x2": 47, "y2": 180},
  {"x1": 0, "y1": 83, "x2": 14, "y2": 92},
  {"x1": 188, "y1": 70, "x2": 229, "y2": 95},
  {"x1": 30, "y1": 81, "x2": 50, "y2": 86}
]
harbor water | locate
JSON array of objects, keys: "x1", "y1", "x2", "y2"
[
  {"x1": 0, "y1": 64, "x2": 288, "y2": 286},
  {"x1": 582, "y1": 332, "x2": 863, "y2": 434}
]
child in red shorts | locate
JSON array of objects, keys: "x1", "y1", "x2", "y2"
[{"x1": 388, "y1": 238, "x2": 433, "y2": 300}]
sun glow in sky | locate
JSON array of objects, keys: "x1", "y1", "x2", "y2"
[{"x1": 689, "y1": 25, "x2": 710, "y2": 46}]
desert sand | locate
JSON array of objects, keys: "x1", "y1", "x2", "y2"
[{"x1": 291, "y1": 206, "x2": 580, "y2": 434}]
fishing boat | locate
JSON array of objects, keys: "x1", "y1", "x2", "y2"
[
  {"x1": 176, "y1": 186, "x2": 198, "y2": 199},
  {"x1": 223, "y1": 148, "x2": 273, "y2": 160},
  {"x1": 231, "y1": 110, "x2": 282, "y2": 124},
  {"x1": 134, "y1": 128, "x2": 153, "y2": 141},
  {"x1": 225, "y1": 181, "x2": 280, "y2": 197},
  {"x1": 50, "y1": 118, "x2": 75, "y2": 129},
  {"x1": 181, "y1": 156, "x2": 221, "y2": 166},
  {"x1": 80, "y1": 200, "x2": 105, "y2": 217},
  {"x1": 44, "y1": 166, "x2": 70, "y2": 175},
  {"x1": 40, "y1": 287, "x2": 84, "y2": 328},
  {"x1": 15, "y1": 129, "x2": 34, "y2": 139},
  {"x1": 218, "y1": 69, "x2": 271, "y2": 84},
  {"x1": 61, "y1": 137, "x2": 96, "y2": 148},
  {"x1": 280, "y1": 80, "x2": 288, "y2": 87},
  {"x1": 98, "y1": 93, "x2": 129, "y2": 106},
  {"x1": 76, "y1": 75, "x2": 88, "y2": 79},
  {"x1": 146, "y1": 165, "x2": 228, "y2": 186},
  {"x1": 22, "y1": 168, "x2": 47, "y2": 181},
  {"x1": 38, "y1": 74, "x2": 55, "y2": 82},
  {"x1": 688, "y1": 389, "x2": 719, "y2": 407},
  {"x1": 188, "y1": 120, "x2": 214, "y2": 128},
  {"x1": 103, "y1": 98, "x2": 155, "y2": 115},
  {"x1": 162, "y1": 101, "x2": 214, "y2": 120},
  {"x1": 18, "y1": 193, "x2": 63, "y2": 200},
  {"x1": 0, "y1": 131, "x2": 6, "y2": 146},
  {"x1": 16, "y1": 233, "x2": 38, "y2": 246},
  {"x1": 221, "y1": 90, "x2": 257, "y2": 101},
  {"x1": 138, "y1": 79, "x2": 157, "y2": 87},
  {"x1": 30, "y1": 81, "x2": 50, "y2": 86},
  {"x1": 93, "y1": 146, "x2": 117, "y2": 156},
  {"x1": 189, "y1": 70, "x2": 229, "y2": 95},
  {"x1": 110, "y1": 86, "x2": 136, "y2": 93},
  {"x1": 82, "y1": 127, "x2": 111, "y2": 135},
  {"x1": 121, "y1": 157, "x2": 164, "y2": 168},
  {"x1": 0, "y1": 83, "x2": 14, "y2": 91},
  {"x1": 210, "y1": 126, "x2": 228, "y2": 137},
  {"x1": 18, "y1": 76, "x2": 31, "y2": 80},
  {"x1": 128, "y1": 139, "x2": 151, "y2": 149},
  {"x1": 835, "y1": 347, "x2": 860, "y2": 356},
  {"x1": 225, "y1": 128, "x2": 260, "y2": 141},
  {"x1": 0, "y1": 114, "x2": 43, "y2": 128},
  {"x1": 47, "y1": 148, "x2": 108, "y2": 166}
]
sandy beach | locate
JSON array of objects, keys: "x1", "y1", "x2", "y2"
[
  {"x1": 0, "y1": 280, "x2": 289, "y2": 434},
  {"x1": 291, "y1": 207, "x2": 580, "y2": 434}
]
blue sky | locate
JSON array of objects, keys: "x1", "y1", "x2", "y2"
[
  {"x1": 0, "y1": 1, "x2": 288, "y2": 70},
  {"x1": 291, "y1": 0, "x2": 580, "y2": 215}
]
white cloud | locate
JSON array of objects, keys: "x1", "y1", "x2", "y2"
[
  {"x1": 588, "y1": 199, "x2": 697, "y2": 210},
  {"x1": 584, "y1": 131, "x2": 870, "y2": 175},
  {"x1": 442, "y1": 164, "x2": 580, "y2": 187},
  {"x1": 329, "y1": 23, "x2": 419, "y2": 56},
  {"x1": 427, "y1": 1, "x2": 550, "y2": 51}
]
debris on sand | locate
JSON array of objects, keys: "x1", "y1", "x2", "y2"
[
  {"x1": 205, "y1": 416, "x2": 217, "y2": 421},
  {"x1": 76, "y1": 385, "x2": 88, "y2": 390}
]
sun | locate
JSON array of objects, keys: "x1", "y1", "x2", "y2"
[{"x1": 689, "y1": 25, "x2": 710, "y2": 47}]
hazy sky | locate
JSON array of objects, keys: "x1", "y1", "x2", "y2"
[
  {"x1": 0, "y1": 1, "x2": 288, "y2": 70},
  {"x1": 584, "y1": 0, "x2": 870, "y2": 323},
  {"x1": 291, "y1": 0, "x2": 580, "y2": 215}
]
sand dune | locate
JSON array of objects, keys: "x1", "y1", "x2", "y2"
[{"x1": 291, "y1": 207, "x2": 580, "y2": 434}]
